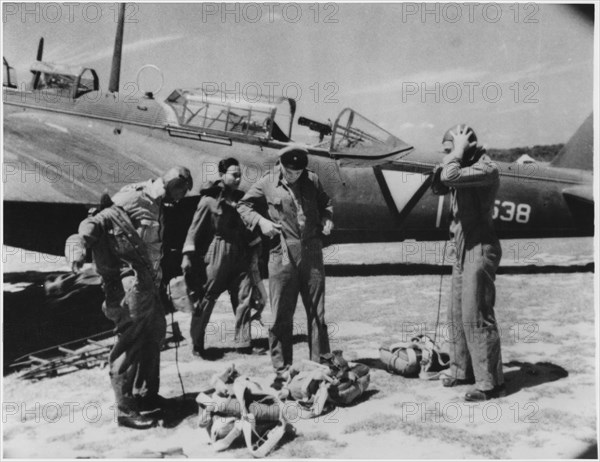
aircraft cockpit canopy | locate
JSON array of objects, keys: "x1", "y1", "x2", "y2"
[
  {"x1": 165, "y1": 88, "x2": 296, "y2": 142},
  {"x1": 29, "y1": 62, "x2": 98, "y2": 98},
  {"x1": 329, "y1": 108, "x2": 413, "y2": 166}
]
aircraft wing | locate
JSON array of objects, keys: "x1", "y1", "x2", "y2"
[
  {"x1": 329, "y1": 108, "x2": 414, "y2": 167},
  {"x1": 562, "y1": 185, "x2": 594, "y2": 204}
]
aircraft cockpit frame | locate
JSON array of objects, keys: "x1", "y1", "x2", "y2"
[
  {"x1": 326, "y1": 108, "x2": 414, "y2": 166},
  {"x1": 164, "y1": 88, "x2": 295, "y2": 144},
  {"x1": 29, "y1": 61, "x2": 99, "y2": 99},
  {"x1": 3, "y1": 57, "x2": 17, "y2": 89}
]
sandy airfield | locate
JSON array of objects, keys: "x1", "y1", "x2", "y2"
[{"x1": 2, "y1": 238, "x2": 597, "y2": 459}]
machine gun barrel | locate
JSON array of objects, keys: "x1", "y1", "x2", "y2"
[{"x1": 298, "y1": 116, "x2": 333, "y2": 137}]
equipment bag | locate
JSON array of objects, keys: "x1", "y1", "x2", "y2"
[
  {"x1": 167, "y1": 275, "x2": 193, "y2": 313},
  {"x1": 329, "y1": 362, "x2": 371, "y2": 404},
  {"x1": 319, "y1": 350, "x2": 371, "y2": 405},
  {"x1": 283, "y1": 368, "x2": 333, "y2": 418},
  {"x1": 379, "y1": 335, "x2": 449, "y2": 380},
  {"x1": 281, "y1": 350, "x2": 370, "y2": 417}
]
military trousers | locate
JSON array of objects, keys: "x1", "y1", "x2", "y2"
[
  {"x1": 190, "y1": 238, "x2": 253, "y2": 352},
  {"x1": 91, "y1": 224, "x2": 166, "y2": 413},
  {"x1": 268, "y1": 237, "x2": 330, "y2": 373},
  {"x1": 446, "y1": 242, "x2": 504, "y2": 391},
  {"x1": 109, "y1": 286, "x2": 166, "y2": 413}
]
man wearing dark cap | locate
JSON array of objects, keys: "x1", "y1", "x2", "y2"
[
  {"x1": 432, "y1": 125, "x2": 504, "y2": 401},
  {"x1": 237, "y1": 145, "x2": 333, "y2": 387},
  {"x1": 69, "y1": 166, "x2": 193, "y2": 428}
]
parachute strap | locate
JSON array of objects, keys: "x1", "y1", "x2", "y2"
[
  {"x1": 196, "y1": 389, "x2": 217, "y2": 428},
  {"x1": 309, "y1": 381, "x2": 331, "y2": 417},
  {"x1": 412, "y1": 334, "x2": 450, "y2": 377},
  {"x1": 293, "y1": 380, "x2": 331, "y2": 419},
  {"x1": 382, "y1": 342, "x2": 419, "y2": 375},
  {"x1": 233, "y1": 377, "x2": 290, "y2": 458},
  {"x1": 380, "y1": 335, "x2": 449, "y2": 379},
  {"x1": 211, "y1": 418, "x2": 243, "y2": 452}
]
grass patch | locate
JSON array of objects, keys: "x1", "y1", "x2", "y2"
[
  {"x1": 46, "y1": 429, "x2": 85, "y2": 443},
  {"x1": 278, "y1": 432, "x2": 342, "y2": 458},
  {"x1": 301, "y1": 430, "x2": 333, "y2": 441},
  {"x1": 524, "y1": 408, "x2": 597, "y2": 436},
  {"x1": 249, "y1": 425, "x2": 348, "y2": 458},
  {"x1": 283, "y1": 442, "x2": 319, "y2": 458},
  {"x1": 530, "y1": 384, "x2": 574, "y2": 399},
  {"x1": 344, "y1": 413, "x2": 512, "y2": 458},
  {"x1": 344, "y1": 413, "x2": 403, "y2": 435},
  {"x1": 366, "y1": 371, "x2": 410, "y2": 397}
]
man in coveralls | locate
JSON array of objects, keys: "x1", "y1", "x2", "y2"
[
  {"x1": 237, "y1": 145, "x2": 333, "y2": 389},
  {"x1": 69, "y1": 167, "x2": 193, "y2": 428},
  {"x1": 181, "y1": 157, "x2": 262, "y2": 357},
  {"x1": 436, "y1": 125, "x2": 505, "y2": 401}
]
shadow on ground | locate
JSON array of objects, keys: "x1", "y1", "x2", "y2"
[
  {"x1": 354, "y1": 357, "x2": 569, "y2": 397},
  {"x1": 196, "y1": 335, "x2": 308, "y2": 361},
  {"x1": 3, "y1": 271, "x2": 113, "y2": 373},
  {"x1": 503, "y1": 361, "x2": 569, "y2": 395},
  {"x1": 161, "y1": 392, "x2": 202, "y2": 428},
  {"x1": 354, "y1": 357, "x2": 388, "y2": 370},
  {"x1": 577, "y1": 443, "x2": 598, "y2": 459}
]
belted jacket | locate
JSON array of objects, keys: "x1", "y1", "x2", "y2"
[
  {"x1": 182, "y1": 180, "x2": 257, "y2": 258},
  {"x1": 78, "y1": 179, "x2": 164, "y2": 283},
  {"x1": 237, "y1": 166, "x2": 333, "y2": 246}
]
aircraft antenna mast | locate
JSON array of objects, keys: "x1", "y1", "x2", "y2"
[
  {"x1": 108, "y1": 3, "x2": 125, "y2": 93},
  {"x1": 31, "y1": 37, "x2": 44, "y2": 89}
]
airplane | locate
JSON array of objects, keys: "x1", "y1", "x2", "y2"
[{"x1": 3, "y1": 5, "x2": 594, "y2": 278}]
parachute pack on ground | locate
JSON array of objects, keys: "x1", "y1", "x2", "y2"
[
  {"x1": 196, "y1": 366, "x2": 292, "y2": 458},
  {"x1": 379, "y1": 335, "x2": 449, "y2": 380},
  {"x1": 196, "y1": 354, "x2": 370, "y2": 457},
  {"x1": 281, "y1": 351, "x2": 371, "y2": 418}
]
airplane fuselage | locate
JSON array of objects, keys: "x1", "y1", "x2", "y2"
[{"x1": 3, "y1": 88, "x2": 593, "y2": 256}]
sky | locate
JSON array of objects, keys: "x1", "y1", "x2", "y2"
[{"x1": 2, "y1": 2, "x2": 596, "y2": 151}]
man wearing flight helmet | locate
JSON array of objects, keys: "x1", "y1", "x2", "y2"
[{"x1": 432, "y1": 125, "x2": 505, "y2": 401}]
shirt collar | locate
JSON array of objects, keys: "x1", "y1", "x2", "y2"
[{"x1": 147, "y1": 178, "x2": 165, "y2": 201}]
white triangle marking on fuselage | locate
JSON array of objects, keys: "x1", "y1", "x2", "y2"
[{"x1": 380, "y1": 170, "x2": 429, "y2": 214}]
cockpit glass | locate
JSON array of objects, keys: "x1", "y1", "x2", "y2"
[
  {"x1": 331, "y1": 108, "x2": 412, "y2": 158},
  {"x1": 166, "y1": 88, "x2": 294, "y2": 140}
]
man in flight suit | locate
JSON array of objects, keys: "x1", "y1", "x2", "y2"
[
  {"x1": 181, "y1": 157, "x2": 261, "y2": 357},
  {"x1": 69, "y1": 167, "x2": 193, "y2": 428},
  {"x1": 237, "y1": 145, "x2": 333, "y2": 388},
  {"x1": 435, "y1": 125, "x2": 505, "y2": 401}
]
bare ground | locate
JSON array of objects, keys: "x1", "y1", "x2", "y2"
[{"x1": 2, "y1": 238, "x2": 597, "y2": 459}]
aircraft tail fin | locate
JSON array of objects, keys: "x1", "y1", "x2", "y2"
[{"x1": 550, "y1": 113, "x2": 593, "y2": 171}]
